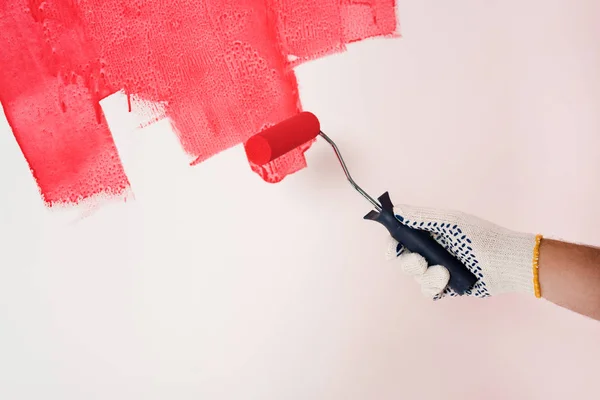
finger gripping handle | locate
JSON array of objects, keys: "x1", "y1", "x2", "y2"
[{"x1": 364, "y1": 192, "x2": 477, "y2": 295}]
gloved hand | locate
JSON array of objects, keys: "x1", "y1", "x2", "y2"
[{"x1": 387, "y1": 204, "x2": 542, "y2": 299}]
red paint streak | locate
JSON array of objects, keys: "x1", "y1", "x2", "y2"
[{"x1": 0, "y1": 0, "x2": 396, "y2": 206}]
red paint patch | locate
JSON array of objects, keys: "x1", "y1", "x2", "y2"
[{"x1": 0, "y1": 0, "x2": 397, "y2": 206}]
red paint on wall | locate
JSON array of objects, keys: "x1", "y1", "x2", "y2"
[{"x1": 0, "y1": 0, "x2": 396, "y2": 206}]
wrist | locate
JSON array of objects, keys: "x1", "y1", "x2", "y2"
[{"x1": 489, "y1": 231, "x2": 541, "y2": 296}]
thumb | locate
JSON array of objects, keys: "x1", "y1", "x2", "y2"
[
  {"x1": 385, "y1": 204, "x2": 435, "y2": 260},
  {"x1": 393, "y1": 204, "x2": 463, "y2": 233},
  {"x1": 392, "y1": 203, "x2": 434, "y2": 225}
]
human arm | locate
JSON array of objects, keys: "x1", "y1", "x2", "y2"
[
  {"x1": 538, "y1": 239, "x2": 600, "y2": 320},
  {"x1": 388, "y1": 204, "x2": 600, "y2": 321}
]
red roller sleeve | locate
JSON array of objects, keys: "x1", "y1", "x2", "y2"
[{"x1": 246, "y1": 112, "x2": 321, "y2": 165}]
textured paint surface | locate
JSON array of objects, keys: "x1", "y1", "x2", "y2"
[{"x1": 0, "y1": 0, "x2": 397, "y2": 206}]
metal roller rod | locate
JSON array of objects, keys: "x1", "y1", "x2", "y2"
[{"x1": 318, "y1": 131, "x2": 382, "y2": 212}]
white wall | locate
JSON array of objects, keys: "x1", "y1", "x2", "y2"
[{"x1": 1, "y1": 1, "x2": 600, "y2": 399}]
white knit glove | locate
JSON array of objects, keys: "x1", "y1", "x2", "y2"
[{"x1": 387, "y1": 204, "x2": 542, "y2": 299}]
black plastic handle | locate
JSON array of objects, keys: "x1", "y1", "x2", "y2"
[{"x1": 364, "y1": 192, "x2": 477, "y2": 295}]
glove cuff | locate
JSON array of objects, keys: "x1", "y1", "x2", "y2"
[
  {"x1": 490, "y1": 231, "x2": 543, "y2": 297},
  {"x1": 532, "y1": 234, "x2": 543, "y2": 298}
]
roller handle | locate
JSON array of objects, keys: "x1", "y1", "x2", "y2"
[{"x1": 364, "y1": 192, "x2": 477, "y2": 295}]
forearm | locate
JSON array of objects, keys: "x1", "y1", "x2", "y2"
[{"x1": 539, "y1": 239, "x2": 600, "y2": 320}]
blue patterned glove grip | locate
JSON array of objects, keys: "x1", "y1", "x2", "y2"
[{"x1": 364, "y1": 192, "x2": 478, "y2": 295}]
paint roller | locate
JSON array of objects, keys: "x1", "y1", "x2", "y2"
[{"x1": 246, "y1": 112, "x2": 478, "y2": 294}]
